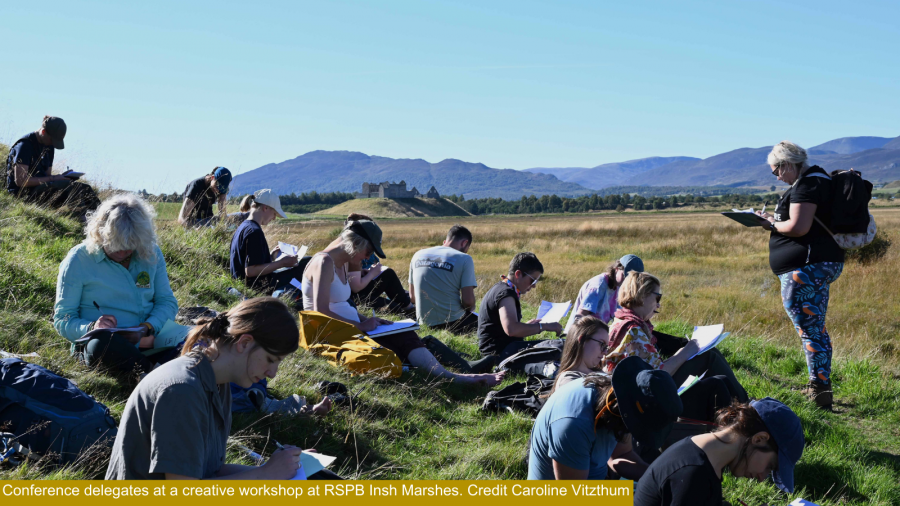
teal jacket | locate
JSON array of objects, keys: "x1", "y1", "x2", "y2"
[{"x1": 53, "y1": 243, "x2": 178, "y2": 346}]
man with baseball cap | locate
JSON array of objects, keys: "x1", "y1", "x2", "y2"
[
  {"x1": 229, "y1": 189, "x2": 306, "y2": 295},
  {"x1": 177, "y1": 166, "x2": 233, "y2": 227},
  {"x1": 5, "y1": 116, "x2": 99, "y2": 217}
]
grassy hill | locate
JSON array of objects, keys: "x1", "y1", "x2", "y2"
[{"x1": 315, "y1": 197, "x2": 471, "y2": 218}]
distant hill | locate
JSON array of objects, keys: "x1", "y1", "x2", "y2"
[
  {"x1": 230, "y1": 151, "x2": 593, "y2": 200},
  {"x1": 808, "y1": 136, "x2": 894, "y2": 155},
  {"x1": 525, "y1": 156, "x2": 700, "y2": 190},
  {"x1": 884, "y1": 180, "x2": 900, "y2": 189},
  {"x1": 315, "y1": 197, "x2": 471, "y2": 218}
]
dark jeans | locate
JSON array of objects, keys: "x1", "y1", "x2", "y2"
[
  {"x1": 428, "y1": 312, "x2": 479, "y2": 335},
  {"x1": 421, "y1": 335, "x2": 498, "y2": 374},
  {"x1": 20, "y1": 181, "x2": 100, "y2": 217},
  {"x1": 81, "y1": 333, "x2": 170, "y2": 377},
  {"x1": 656, "y1": 330, "x2": 749, "y2": 403},
  {"x1": 352, "y1": 269, "x2": 410, "y2": 313}
]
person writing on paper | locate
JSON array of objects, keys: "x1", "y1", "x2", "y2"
[
  {"x1": 5, "y1": 115, "x2": 100, "y2": 218},
  {"x1": 302, "y1": 219, "x2": 504, "y2": 386},
  {"x1": 755, "y1": 141, "x2": 844, "y2": 411},
  {"x1": 602, "y1": 272, "x2": 748, "y2": 422},
  {"x1": 230, "y1": 190, "x2": 305, "y2": 295},
  {"x1": 53, "y1": 194, "x2": 178, "y2": 376},
  {"x1": 177, "y1": 167, "x2": 232, "y2": 227},
  {"x1": 634, "y1": 398, "x2": 804, "y2": 506},
  {"x1": 409, "y1": 224, "x2": 479, "y2": 334},
  {"x1": 477, "y1": 253, "x2": 562, "y2": 358},
  {"x1": 107, "y1": 297, "x2": 336, "y2": 480},
  {"x1": 565, "y1": 255, "x2": 643, "y2": 335},
  {"x1": 529, "y1": 357, "x2": 681, "y2": 481},
  {"x1": 339, "y1": 214, "x2": 414, "y2": 315}
]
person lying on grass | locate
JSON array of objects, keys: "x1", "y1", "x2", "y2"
[
  {"x1": 302, "y1": 218, "x2": 504, "y2": 386},
  {"x1": 54, "y1": 193, "x2": 178, "y2": 377},
  {"x1": 634, "y1": 398, "x2": 804, "y2": 506},
  {"x1": 602, "y1": 272, "x2": 748, "y2": 422},
  {"x1": 107, "y1": 297, "x2": 339, "y2": 480},
  {"x1": 528, "y1": 356, "x2": 681, "y2": 481},
  {"x1": 477, "y1": 252, "x2": 563, "y2": 359}
]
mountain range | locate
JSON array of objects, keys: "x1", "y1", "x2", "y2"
[{"x1": 230, "y1": 135, "x2": 900, "y2": 199}]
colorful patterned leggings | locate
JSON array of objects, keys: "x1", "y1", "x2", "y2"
[{"x1": 778, "y1": 262, "x2": 844, "y2": 385}]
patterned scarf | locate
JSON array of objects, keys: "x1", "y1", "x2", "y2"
[
  {"x1": 608, "y1": 307, "x2": 655, "y2": 351},
  {"x1": 505, "y1": 278, "x2": 521, "y2": 298}
]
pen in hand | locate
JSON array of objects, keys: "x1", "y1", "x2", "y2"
[{"x1": 93, "y1": 301, "x2": 101, "y2": 312}]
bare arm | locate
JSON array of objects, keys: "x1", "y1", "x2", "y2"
[
  {"x1": 660, "y1": 340, "x2": 699, "y2": 376},
  {"x1": 245, "y1": 255, "x2": 295, "y2": 279},
  {"x1": 460, "y1": 286, "x2": 476, "y2": 312},
  {"x1": 13, "y1": 163, "x2": 65, "y2": 188},
  {"x1": 178, "y1": 198, "x2": 196, "y2": 225},
  {"x1": 217, "y1": 194, "x2": 227, "y2": 217},
  {"x1": 499, "y1": 297, "x2": 561, "y2": 338},
  {"x1": 608, "y1": 435, "x2": 648, "y2": 481},
  {"x1": 774, "y1": 202, "x2": 817, "y2": 237},
  {"x1": 349, "y1": 264, "x2": 383, "y2": 292},
  {"x1": 551, "y1": 459, "x2": 589, "y2": 480},
  {"x1": 409, "y1": 280, "x2": 416, "y2": 304}
]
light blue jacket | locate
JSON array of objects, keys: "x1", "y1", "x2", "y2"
[{"x1": 53, "y1": 243, "x2": 178, "y2": 346}]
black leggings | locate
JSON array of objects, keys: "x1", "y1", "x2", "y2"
[
  {"x1": 81, "y1": 333, "x2": 171, "y2": 377},
  {"x1": 428, "y1": 312, "x2": 479, "y2": 335},
  {"x1": 655, "y1": 330, "x2": 749, "y2": 403},
  {"x1": 352, "y1": 269, "x2": 410, "y2": 312}
]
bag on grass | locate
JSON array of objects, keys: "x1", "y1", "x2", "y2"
[
  {"x1": 482, "y1": 375, "x2": 554, "y2": 417},
  {"x1": 497, "y1": 339, "x2": 565, "y2": 377},
  {"x1": 299, "y1": 311, "x2": 402, "y2": 378},
  {"x1": 0, "y1": 358, "x2": 117, "y2": 465}
]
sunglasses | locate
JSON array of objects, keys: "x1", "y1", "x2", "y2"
[
  {"x1": 771, "y1": 163, "x2": 783, "y2": 177},
  {"x1": 652, "y1": 292, "x2": 662, "y2": 303},
  {"x1": 524, "y1": 272, "x2": 541, "y2": 287}
]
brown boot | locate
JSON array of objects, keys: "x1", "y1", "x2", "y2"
[{"x1": 801, "y1": 381, "x2": 833, "y2": 411}]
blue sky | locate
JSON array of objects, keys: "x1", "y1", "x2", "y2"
[{"x1": 2, "y1": 0, "x2": 898, "y2": 193}]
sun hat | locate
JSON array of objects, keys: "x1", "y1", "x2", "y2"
[
  {"x1": 42, "y1": 116, "x2": 67, "y2": 149},
  {"x1": 346, "y1": 219, "x2": 386, "y2": 259},
  {"x1": 619, "y1": 254, "x2": 644, "y2": 275},
  {"x1": 253, "y1": 189, "x2": 286, "y2": 218},
  {"x1": 611, "y1": 356, "x2": 683, "y2": 451},
  {"x1": 750, "y1": 397, "x2": 804, "y2": 493},
  {"x1": 213, "y1": 167, "x2": 232, "y2": 194}
]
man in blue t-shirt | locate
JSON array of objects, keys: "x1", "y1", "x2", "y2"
[{"x1": 5, "y1": 116, "x2": 99, "y2": 216}]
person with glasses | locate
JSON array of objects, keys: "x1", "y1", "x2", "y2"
[
  {"x1": 754, "y1": 141, "x2": 844, "y2": 411},
  {"x1": 477, "y1": 252, "x2": 562, "y2": 358},
  {"x1": 549, "y1": 316, "x2": 611, "y2": 395},
  {"x1": 602, "y1": 272, "x2": 746, "y2": 423}
]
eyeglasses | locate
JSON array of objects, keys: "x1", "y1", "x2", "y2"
[
  {"x1": 652, "y1": 292, "x2": 662, "y2": 303},
  {"x1": 524, "y1": 272, "x2": 541, "y2": 287},
  {"x1": 584, "y1": 336, "x2": 608, "y2": 354},
  {"x1": 771, "y1": 163, "x2": 782, "y2": 177}
]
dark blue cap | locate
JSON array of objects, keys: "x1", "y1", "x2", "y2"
[
  {"x1": 213, "y1": 167, "x2": 232, "y2": 194},
  {"x1": 750, "y1": 397, "x2": 804, "y2": 493},
  {"x1": 612, "y1": 356, "x2": 683, "y2": 451},
  {"x1": 619, "y1": 254, "x2": 644, "y2": 275}
]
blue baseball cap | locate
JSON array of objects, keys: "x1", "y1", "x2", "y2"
[
  {"x1": 750, "y1": 397, "x2": 805, "y2": 493},
  {"x1": 612, "y1": 356, "x2": 683, "y2": 451},
  {"x1": 213, "y1": 167, "x2": 232, "y2": 194},
  {"x1": 619, "y1": 254, "x2": 644, "y2": 275}
]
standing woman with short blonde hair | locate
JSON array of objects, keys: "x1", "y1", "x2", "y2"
[
  {"x1": 757, "y1": 141, "x2": 844, "y2": 411},
  {"x1": 54, "y1": 193, "x2": 178, "y2": 376}
]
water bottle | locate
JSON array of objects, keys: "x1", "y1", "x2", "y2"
[{"x1": 227, "y1": 287, "x2": 244, "y2": 299}]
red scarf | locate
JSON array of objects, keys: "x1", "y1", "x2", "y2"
[{"x1": 608, "y1": 308, "x2": 655, "y2": 351}]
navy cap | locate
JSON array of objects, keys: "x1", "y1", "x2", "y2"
[
  {"x1": 750, "y1": 397, "x2": 804, "y2": 493},
  {"x1": 612, "y1": 356, "x2": 683, "y2": 451},
  {"x1": 213, "y1": 167, "x2": 232, "y2": 194},
  {"x1": 619, "y1": 254, "x2": 644, "y2": 275},
  {"x1": 42, "y1": 116, "x2": 67, "y2": 150}
]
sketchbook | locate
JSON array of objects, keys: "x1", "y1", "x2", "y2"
[
  {"x1": 687, "y1": 324, "x2": 730, "y2": 360},
  {"x1": 721, "y1": 210, "x2": 769, "y2": 227},
  {"x1": 61, "y1": 171, "x2": 85, "y2": 179},
  {"x1": 366, "y1": 319, "x2": 419, "y2": 337},
  {"x1": 291, "y1": 452, "x2": 337, "y2": 480},
  {"x1": 536, "y1": 300, "x2": 572, "y2": 324}
]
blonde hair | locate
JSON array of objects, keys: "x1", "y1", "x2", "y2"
[
  {"x1": 239, "y1": 194, "x2": 255, "y2": 212},
  {"x1": 339, "y1": 228, "x2": 370, "y2": 257},
  {"x1": 84, "y1": 193, "x2": 158, "y2": 262},
  {"x1": 767, "y1": 140, "x2": 809, "y2": 177},
  {"x1": 617, "y1": 272, "x2": 661, "y2": 309}
]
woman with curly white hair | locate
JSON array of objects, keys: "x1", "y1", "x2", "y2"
[
  {"x1": 54, "y1": 193, "x2": 178, "y2": 376},
  {"x1": 756, "y1": 141, "x2": 844, "y2": 411}
]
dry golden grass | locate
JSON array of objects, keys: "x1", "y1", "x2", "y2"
[{"x1": 267, "y1": 208, "x2": 900, "y2": 369}]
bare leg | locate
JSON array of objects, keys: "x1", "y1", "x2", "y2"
[{"x1": 407, "y1": 348, "x2": 505, "y2": 387}]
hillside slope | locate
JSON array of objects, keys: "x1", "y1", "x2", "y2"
[
  {"x1": 316, "y1": 197, "x2": 471, "y2": 218},
  {"x1": 525, "y1": 156, "x2": 700, "y2": 189},
  {"x1": 230, "y1": 151, "x2": 592, "y2": 200}
]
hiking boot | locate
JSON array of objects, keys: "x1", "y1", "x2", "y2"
[{"x1": 801, "y1": 381, "x2": 833, "y2": 411}]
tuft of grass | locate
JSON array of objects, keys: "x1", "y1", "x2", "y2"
[{"x1": 1, "y1": 192, "x2": 899, "y2": 504}]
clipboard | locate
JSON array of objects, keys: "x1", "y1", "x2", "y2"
[{"x1": 721, "y1": 212, "x2": 769, "y2": 227}]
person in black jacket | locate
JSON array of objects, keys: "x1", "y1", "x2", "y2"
[{"x1": 756, "y1": 141, "x2": 844, "y2": 411}]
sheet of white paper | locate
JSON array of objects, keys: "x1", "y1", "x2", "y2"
[
  {"x1": 790, "y1": 499, "x2": 822, "y2": 506},
  {"x1": 676, "y1": 370, "x2": 708, "y2": 395},
  {"x1": 277, "y1": 241, "x2": 299, "y2": 256},
  {"x1": 367, "y1": 319, "x2": 418, "y2": 336},
  {"x1": 290, "y1": 278, "x2": 302, "y2": 290},
  {"x1": 156, "y1": 320, "x2": 191, "y2": 348},
  {"x1": 731, "y1": 207, "x2": 756, "y2": 213},
  {"x1": 0, "y1": 350, "x2": 40, "y2": 359},
  {"x1": 689, "y1": 324, "x2": 728, "y2": 360},
  {"x1": 294, "y1": 452, "x2": 336, "y2": 478},
  {"x1": 536, "y1": 300, "x2": 572, "y2": 323}
]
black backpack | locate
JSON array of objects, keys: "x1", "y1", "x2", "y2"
[
  {"x1": 497, "y1": 340, "x2": 565, "y2": 377},
  {"x1": 0, "y1": 358, "x2": 117, "y2": 466},
  {"x1": 482, "y1": 375, "x2": 554, "y2": 417},
  {"x1": 826, "y1": 168, "x2": 873, "y2": 234}
]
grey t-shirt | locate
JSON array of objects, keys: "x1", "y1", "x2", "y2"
[
  {"x1": 106, "y1": 352, "x2": 232, "y2": 480},
  {"x1": 409, "y1": 246, "x2": 477, "y2": 327}
]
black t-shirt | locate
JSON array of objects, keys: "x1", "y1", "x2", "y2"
[
  {"x1": 634, "y1": 438, "x2": 723, "y2": 506},
  {"x1": 230, "y1": 219, "x2": 272, "y2": 287},
  {"x1": 184, "y1": 177, "x2": 217, "y2": 220},
  {"x1": 768, "y1": 166, "x2": 845, "y2": 275},
  {"x1": 6, "y1": 133, "x2": 54, "y2": 194},
  {"x1": 477, "y1": 281, "x2": 522, "y2": 355}
]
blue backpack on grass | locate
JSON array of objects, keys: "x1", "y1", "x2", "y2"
[{"x1": 0, "y1": 358, "x2": 117, "y2": 466}]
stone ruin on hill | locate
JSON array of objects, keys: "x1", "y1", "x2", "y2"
[{"x1": 358, "y1": 181, "x2": 440, "y2": 199}]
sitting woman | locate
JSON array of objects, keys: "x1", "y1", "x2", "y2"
[
  {"x1": 54, "y1": 193, "x2": 178, "y2": 376},
  {"x1": 302, "y1": 218, "x2": 503, "y2": 386},
  {"x1": 529, "y1": 356, "x2": 681, "y2": 481},
  {"x1": 229, "y1": 189, "x2": 306, "y2": 295},
  {"x1": 564, "y1": 254, "x2": 643, "y2": 334},
  {"x1": 551, "y1": 316, "x2": 610, "y2": 393},
  {"x1": 635, "y1": 398, "x2": 804, "y2": 506},
  {"x1": 106, "y1": 297, "x2": 335, "y2": 480},
  {"x1": 602, "y1": 272, "x2": 749, "y2": 422}
]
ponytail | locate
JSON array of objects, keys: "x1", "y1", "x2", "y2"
[
  {"x1": 182, "y1": 297, "x2": 299, "y2": 357},
  {"x1": 239, "y1": 194, "x2": 256, "y2": 212}
]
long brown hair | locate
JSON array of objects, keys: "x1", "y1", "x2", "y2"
[
  {"x1": 714, "y1": 401, "x2": 779, "y2": 471},
  {"x1": 551, "y1": 316, "x2": 609, "y2": 394},
  {"x1": 605, "y1": 260, "x2": 623, "y2": 289},
  {"x1": 182, "y1": 297, "x2": 299, "y2": 358},
  {"x1": 583, "y1": 374, "x2": 627, "y2": 441}
]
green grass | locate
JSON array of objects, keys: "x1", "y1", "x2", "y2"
[{"x1": 1, "y1": 192, "x2": 899, "y2": 505}]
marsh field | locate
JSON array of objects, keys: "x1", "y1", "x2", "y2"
[{"x1": 2, "y1": 194, "x2": 899, "y2": 505}]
